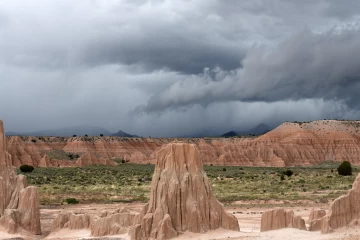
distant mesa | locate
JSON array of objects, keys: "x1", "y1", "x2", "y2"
[
  {"x1": 221, "y1": 123, "x2": 271, "y2": 137},
  {"x1": 221, "y1": 131, "x2": 238, "y2": 137},
  {"x1": 111, "y1": 130, "x2": 138, "y2": 138}
]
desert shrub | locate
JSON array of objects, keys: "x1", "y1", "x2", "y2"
[
  {"x1": 283, "y1": 169, "x2": 293, "y2": 177},
  {"x1": 20, "y1": 165, "x2": 34, "y2": 173},
  {"x1": 280, "y1": 174, "x2": 285, "y2": 181},
  {"x1": 31, "y1": 139, "x2": 36, "y2": 143},
  {"x1": 85, "y1": 134, "x2": 88, "y2": 137},
  {"x1": 223, "y1": 168, "x2": 226, "y2": 171},
  {"x1": 337, "y1": 161, "x2": 352, "y2": 176},
  {"x1": 73, "y1": 135, "x2": 77, "y2": 137},
  {"x1": 100, "y1": 134, "x2": 104, "y2": 137},
  {"x1": 65, "y1": 198, "x2": 79, "y2": 204}
]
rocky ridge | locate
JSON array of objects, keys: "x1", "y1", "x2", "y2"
[{"x1": 6, "y1": 120, "x2": 360, "y2": 167}]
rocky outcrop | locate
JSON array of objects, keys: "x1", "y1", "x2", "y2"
[
  {"x1": 6, "y1": 120, "x2": 360, "y2": 167},
  {"x1": 0, "y1": 120, "x2": 12, "y2": 166},
  {"x1": 51, "y1": 208, "x2": 136, "y2": 237},
  {"x1": 0, "y1": 120, "x2": 42, "y2": 235},
  {"x1": 130, "y1": 143, "x2": 239, "y2": 240},
  {"x1": 260, "y1": 208, "x2": 306, "y2": 232},
  {"x1": 52, "y1": 212, "x2": 93, "y2": 231},
  {"x1": 75, "y1": 152, "x2": 117, "y2": 167},
  {"x1": 321, "y1": 173, "x2": 360, "y2": 233},
  {"x1": 91, "y1": 208, "x2": 136, "y2": 236},
  {"x1": 308, "y1": 209, "x2": 326, "y2": 231},
  {"x1": 38, "y1": 153, "x2": 53, "y2": 167}
]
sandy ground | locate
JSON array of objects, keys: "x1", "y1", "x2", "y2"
[{"x1": 1, "y1": 203, "x2": 360, "y2": 240}]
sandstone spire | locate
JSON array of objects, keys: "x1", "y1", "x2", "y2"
[
  {"x1": 0, "y1": 120, "x2": 42, "y2": 235},
  {"x1": 0, "y1": 120, "x2": 12, "y2": 166},
  {"x1": 130, "y1": 143, "x2": 239, "y2": 240}
]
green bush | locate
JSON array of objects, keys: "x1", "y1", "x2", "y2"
[
  {"x1": 280, "y1": 174, "x2": 285, "y2": 181},
  {"x1": 19, "y1": 165, "x2": 34, "y2": 173},
  {"x1": 65, "y1": 198, "x2": 79, "y2": 204},
  {"x1": 283, "y1": 169, "x2": 293, "y2": 177},
  {"x1": 337, "y1": 161, "x2": 352, "y2": 176}
]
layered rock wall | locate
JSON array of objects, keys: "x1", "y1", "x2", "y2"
[{"x1": 6, "y1": 120, "x2": 360, "y2": 167}]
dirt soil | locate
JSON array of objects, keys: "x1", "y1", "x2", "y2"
[{"x1": 2, "y1": 202, "x2": 359, "y2": 240}]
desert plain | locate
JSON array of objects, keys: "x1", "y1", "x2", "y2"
[{"x1": 2, "y1": 119, "x2": 360, "y2": 239}]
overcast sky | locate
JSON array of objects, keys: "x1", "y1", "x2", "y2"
[{"x1": 1, "y1": 0, "x2": 360, "y2": 137}]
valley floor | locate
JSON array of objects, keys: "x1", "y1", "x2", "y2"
[{"x1": 4, "y1": 202, "x2": 359, "y2": 240}]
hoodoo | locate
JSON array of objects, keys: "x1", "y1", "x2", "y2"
[
  {"x1": 0, "y1": 120, "x2": 42, "y2": 235},
  {"x1": 321, "y1": 173, "x2": 360, "y2": 233},
  {"x1": 130, "y1": 143, "x2": 239, "y2": 240}
]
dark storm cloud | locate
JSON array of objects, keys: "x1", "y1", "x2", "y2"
[
  {"x1": 140, "y1": 27, "x2": 360, "y2": 113},
  {"x1": 1, "y1": 0, "x2": 360, "y2": 137}
]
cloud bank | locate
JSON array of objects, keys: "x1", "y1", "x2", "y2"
[{"x1": 0, "y1": 0, "x2": 359, "y2": 137}]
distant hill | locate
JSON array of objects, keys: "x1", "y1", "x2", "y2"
[
  {"x1": 221, "y1": 131, "x2": 238, "y2": 137},
  {"x1": 7, "y1": 125, "x2": 112, "y2": 137},
  {"x1": 220, "y1": 123, "x2": 271, "y2": 137},
  {"x1": 111, "y1": 130, "x2": 138, "y2": 138},
  {"x1": 238, "y1": 123, "x2": 271, "y2": 135}
]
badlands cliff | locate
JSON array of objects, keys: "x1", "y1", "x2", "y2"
[{"x1": 6, "y1": 120, "x2": 360, "y2": 167}]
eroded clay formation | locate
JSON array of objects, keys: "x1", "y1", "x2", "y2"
[
  {"x1": 130, "y1": 143, "x2": 239, "y2": 240},
  {"x1": 307, "y1": 209, "x2": 326, "y2": 231},
  {"x1": 7, "y1": 120, "x2": 360, "y2": 167},
  {"x1": 50, "y1": 143, "x2": 239, "y2": 239},
  {"x1": 0, "y1": 120, "x2": 42, "y2": 235},
  {"x1": 260, "y1": 208, "x2": 306, "y2": 232},
  {"x1": 320, "y1": 173, "x2": 360, "y2": 233},
  {"x1": 51, "y1": 207, "x2": 136, "y2": 237}
]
